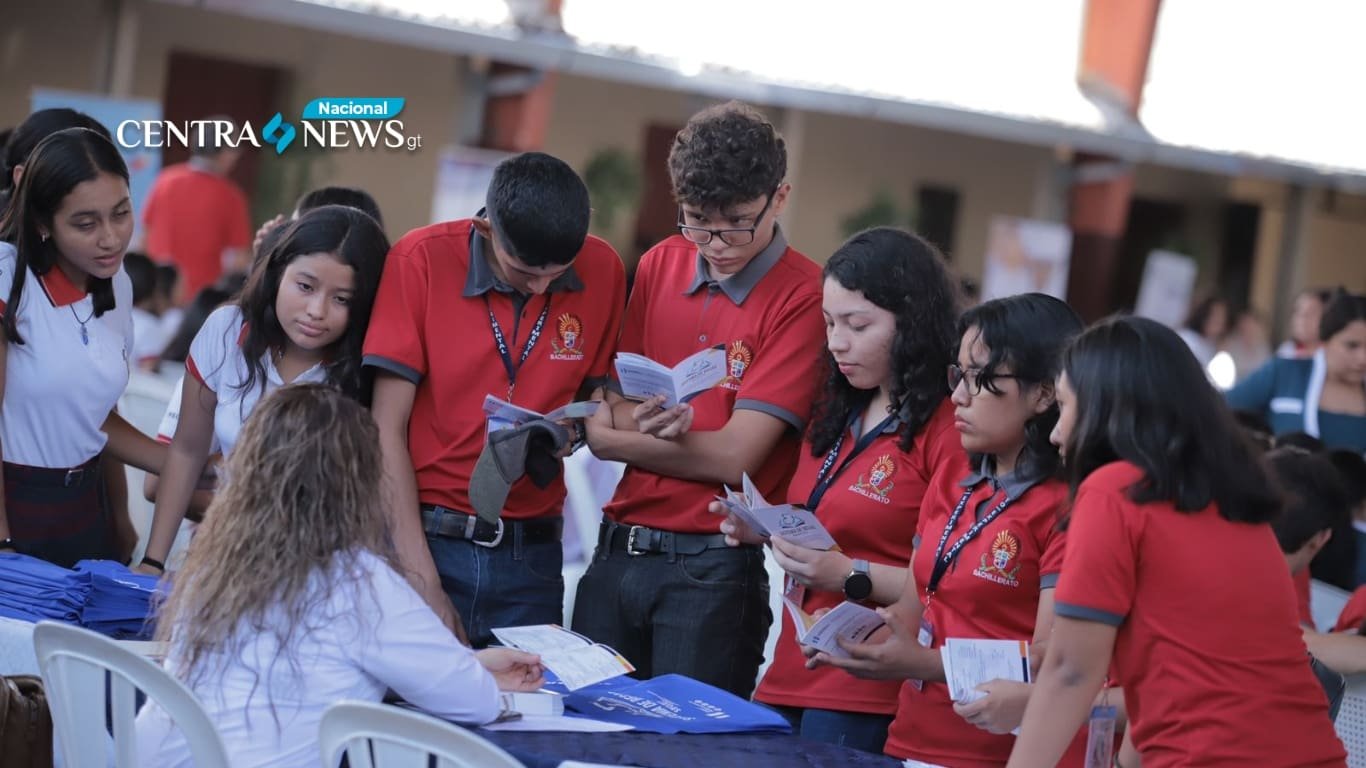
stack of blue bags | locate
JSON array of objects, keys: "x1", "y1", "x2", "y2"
[
  {"x1": 0, "y1": 552, "x2": 91, "y2": 623},
  {"x1": 0, "y1": 553, "x2": 161, "y2": 639}
]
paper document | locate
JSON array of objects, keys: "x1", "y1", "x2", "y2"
[
  {"x1": 481, "y1": 715, "x2": 633, "y2": 733},
  {"x1": 614, "y1": 346, "x2": 726, "y2": 408},
  {"x1": 714, "y1": 473, "x2": 838, "y2": 550},
  {"x1": 499, "y1": 690, "x2": 564, "y2": 716},
  {"x1": 783, "y1": 599, "x2": 885, "y2": 658},
  {"x1": 491, "y1": 624, "x2": 635, "y2": 691},
  {"x1": 941, "y1": 637, "x2": 1031, "y2": 705},
  {"x1": 482, "y1": 395, "x2": 600, "y2": 431}
]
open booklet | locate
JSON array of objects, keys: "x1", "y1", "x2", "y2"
[
  {"x1": 941, "y1": 638, "x2": 1031, "y2": 709},
  {"x1": 714, "y1": 473, "x2": 838, "y2": 550},
  {"x1": 782, "y1": 593, "x2": 886, "y2": 659},
  {"x1": 491, "y1": 624, "x2": 635, "y2": 691},
  {"x1": 482, "y1": 395, "x2": 601, "y2": 432},
  {"x1": 614, "y1": 346, "x2": 726, "y2": 408}
]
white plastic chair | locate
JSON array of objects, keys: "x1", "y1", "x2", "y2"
[
  {"x1": 1336, "y1": 673, "x2": 1366, "y2": 767},
  {"x1": 1313, "y1": 579, "x2": 1354, "y2": 633},
  {"x1": 319, "y1": 700, "x2": 524, "y2": 768},
  {"x1": 31, "y1": 621, "x2": 229, "y2": 768}
]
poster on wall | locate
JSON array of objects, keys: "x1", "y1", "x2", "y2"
[
  {"x1": 1133, "y1": 249, "x2": 1199, "y2": 329},
  {"x1": 430, "y1": 145, "x2": 512, "y2": 225},
  {"x1": 31, "y1": 88, "x2": 162, "y2": 243},
  {"x1": 980, "y1": 216, "x2": 1073, "y2": 302}
]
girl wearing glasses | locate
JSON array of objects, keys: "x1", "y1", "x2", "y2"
[
  {"x1": 811, "y1": 293, "x2": 1091, "y2": 767},
  {"x1": 710, "y1": 227, "x2": 964, "y2": 752}
]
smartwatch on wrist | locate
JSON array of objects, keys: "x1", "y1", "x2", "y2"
[{"x1": 843, "y1": 558, "x2": 873, "y2": 601}]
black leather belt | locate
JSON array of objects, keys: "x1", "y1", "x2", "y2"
[
  {"x1": 598, "y1": 521, "x2": 742, "y2": 556},
  {"x1": 420, "y1": 505, "x2": 562, "y2": 548}
]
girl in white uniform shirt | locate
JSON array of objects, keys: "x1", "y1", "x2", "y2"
[
  {"x1": 137, "y1": 384, "x2": 543, "y2": 768},
  {"x1": 135, "y1": 205, "x2": 387, "y2": 575},
  {"x1": 0, "y1": 128, "x2": 170, "y2": 567}
]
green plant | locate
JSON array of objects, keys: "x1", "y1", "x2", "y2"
[
  {"x1": 840, "y1": 188, "x2": 915, "y2": 239},
  {"x1": 583, "y1": 147, "x2": 641, "y2": 231}
]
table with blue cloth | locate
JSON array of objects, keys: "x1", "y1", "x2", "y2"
[{"x1": 483, "y1": 730, "x2": 904, "y2": 768}]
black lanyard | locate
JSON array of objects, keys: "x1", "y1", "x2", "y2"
[
  {"x1": 804, "y1": 409, "x2": 898, "y2": 511},
  {"x1": 485, "y1": 294, "x2": 551, "y2": 397},
  {"x1": 925, "y1": 483, "x2": 1014, "y2": 596}
]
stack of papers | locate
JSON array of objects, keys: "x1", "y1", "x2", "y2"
[
  {"x1": 614, "y1": 347, "x2": 727, "y2": 408},
  {"x1": 714, "y1": 474, "x2": 838, "y2": 550},
  {"x1": 491, "y1": 625, "x2": 635, "y2": 691},
  {"x1": 482, "y1": 395, "x2": 600, "y2": 432},
  {"x1": 941, "y1": 638, "x2": 1031, "y2": 705},
  {"x1": 0, "y1": 553, "x2": 91, "y2": 623},
  {"x1": 75, "y1": 560, "x2": 163, "y2": 639}
]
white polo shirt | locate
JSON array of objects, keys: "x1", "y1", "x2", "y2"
[
  {"x1": 186, "y1": 305, "x2": 327, "y2": 456},
  {"x1": 0, "y1": 242, "x2": 133, "y2": 468}
]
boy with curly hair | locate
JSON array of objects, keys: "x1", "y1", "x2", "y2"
[{"x1": 575, "y1": 101, "x2": 826, "y2": 696}]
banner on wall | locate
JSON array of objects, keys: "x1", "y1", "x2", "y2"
[
  {"x1": 980, "y1": 216, "x2": 1073, "y2": 302},
  {"x1": 31, "y1": 88, "x2": 162, "y2": 243},
  {"x1": 430, "y1": 145, "x2": 511, "y2": 225},
  {"x1": 1133, "y1": 249, "x2": 1199, "y2": 328}
]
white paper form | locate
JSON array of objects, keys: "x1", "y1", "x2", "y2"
[
  {"x1": 482, "y1": 395, "x2": 600, "y2": 431},
  {"x1": 714, "y1": 473, "x2": 838, "y2": 550},
  {"x1": 940, "y1": 638, "x2": 1031, "y2": 705},
  {"x1": 491, "y1": 625, "x2": 635, "y2": 691}
]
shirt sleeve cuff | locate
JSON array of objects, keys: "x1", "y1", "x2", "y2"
[
  {"x1": 734, "y1": 398, "x2": 804, "y2": 431},
  {"x1": 363, "y1": 354, "x2": 422, "y2": 385},
  {"x1": 1054, "y1": 600, "x2": 1125, "y2": 626}
]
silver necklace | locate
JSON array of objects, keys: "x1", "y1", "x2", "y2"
[{"x1": 71, "y1": 304, "x2": 94, "y2": 346}]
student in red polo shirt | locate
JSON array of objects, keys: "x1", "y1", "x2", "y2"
[
  {"x1": 575, "y1": 102, "x2": 826, "y2": 697},
  {"x1": 711, "y1": 227, "x2": 963, "y2": 752},
  {"x1": 811, "y1": 293, "x2": 1088, "y2": 768},
  {"x1": 1009, "y1": 316, "x2": 1347, "y2": 768},
  {"x1": 364, "y1": 152, "x2": 625, "y2": 645}
]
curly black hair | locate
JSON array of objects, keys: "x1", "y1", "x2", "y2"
[
  {"x1": 807, "y1": 228, "x2": 960, "y2": 456},
  {"x1": 668, "y1": 101, "x2": 786, "y2": 211}
]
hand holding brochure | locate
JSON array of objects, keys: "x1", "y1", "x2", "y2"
[
  {"x1": 491, "y1": 624, "x2": 635, "y2": 691},
  {"x1": 784, "y1": 599, "x2": 886, "y2": 658},
  {"x1": 614, "y1": 346, "x2": 726, "y2": 408},
  {"x1": 714, "y1": 473, "x2": 838, "y2": 550},
  {"x1": 940, "y1": 638, "x2": 1031, "y2": 705},
  {"x1": 482, "y1": 395, "x2": 600, "y2": 431}
]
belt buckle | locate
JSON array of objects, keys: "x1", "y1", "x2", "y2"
[
  {"x1": 626, "y1": 525, "x2": 650, "y2": 556},
  {"x1": 63, "y1": 468, "x2": 85, "y2": 487},
  {"x1": 471, "y1": 517, "x2": 505, "y2": 548}
]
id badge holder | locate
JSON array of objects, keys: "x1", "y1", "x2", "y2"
[
  {"x1": 1084, "y1": 698, "x2": 1118, "y2": 768},
  {"x1": 784, "y1": 575, "x2": 806, "y2": 605},
  {"x1": 910, "y1": 614, "x2": 933, "y2": 691}
]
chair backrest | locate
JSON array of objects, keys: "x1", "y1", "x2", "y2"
[
  {"x1": 1337, "y1": 674, "x2": 1366, "y2": 767},
  {"x1": 1312, "y1": 579, "x2": 1354, "y2": 633},
  {"x1": 319, "y1": 700, "x2": 523, "y2": 768},
  {"x1": 31, "y1": 621, "x2": 229, "y2": 768}
]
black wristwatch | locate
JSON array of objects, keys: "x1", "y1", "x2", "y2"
[{"x1": 843, "y1": 558, "x2": 873, "y2": 601}]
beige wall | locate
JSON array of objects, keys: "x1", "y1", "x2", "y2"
[{"x1": 0, "y1": 0, "x2": 465, "y2": 240}]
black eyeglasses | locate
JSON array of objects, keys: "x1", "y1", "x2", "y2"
[
  {"x1": 947, "y1": 363, "x2": 1026, "y2": 396},
  {"x1": 676, "y1": 189, "x2": 777, "y2": 247}
]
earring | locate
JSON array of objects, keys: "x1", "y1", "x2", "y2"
[{"x1": 40, "y1": 233, "x2": 48, "y2": 243}]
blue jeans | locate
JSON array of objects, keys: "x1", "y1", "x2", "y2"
[
  {"x1": 427, "y1": 528, "x2": 564, "y2": 649},
  {"x1": 570, "y1": 536, "x2": 771, "y2": 698},
  {"x1": 769, "y1": 705, "x2": 893, "y2": 754}
]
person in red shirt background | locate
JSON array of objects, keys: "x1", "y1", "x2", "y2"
[
  {"x1": 711, "y1": 226, "x2": 963, "y2": 752},
  {"x1": 141, "y1": 117, "x2": 251, "y2": 301},
  {"x1": 1011, "y1": 315, "x2": 1346, "y2": 768},
  {"x1": 811, "y1": 293, "x2": 1089, "y2": 768}
]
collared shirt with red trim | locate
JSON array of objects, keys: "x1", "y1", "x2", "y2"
[
  {"x1": 755, "y1": 398, "x2": 964, "y2": 715},
  {"x1": 0, "y1": 242, "x2": 133, "y2": 468},
  {"x1": 1054, "y1": 461, "x2": 1346, "y2": 768},
  {"x1": 186, "y1": 305, "x2": 327, "y2": 457},
  {"x1": 884, "y1": 459, "x2": 1070, "y2": 768},
  {"x1": 362, "y1": 218, "x2": 625, "y2": 520},
  {"x1": 602, "y1": 230, "x2": 826, "y2": 534}
]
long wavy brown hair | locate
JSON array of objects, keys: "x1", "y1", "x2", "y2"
[{"x1": 154, "y1": 383, "x2": 398, "y2": 692}]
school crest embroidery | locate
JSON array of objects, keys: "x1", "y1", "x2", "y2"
[
  {"x1": 550, "y1": 313, "x2": 586, "y2": 361},
  {"x1": 720, "y1": 340, "x2": 753, "y2": 389},
  {"x1": 973, "y1": 530, "x2": 1022, "y2": 587},
  {"x1": 849, "y1": 454, "x2": 896, "y2": 504}
]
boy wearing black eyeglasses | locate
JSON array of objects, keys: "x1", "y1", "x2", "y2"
[{"x1": 575, "y1": 101, "x2": 826, "y2": 698}]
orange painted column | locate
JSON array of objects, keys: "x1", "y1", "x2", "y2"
[
  {"x1": 1066, "y1": 0, "x2": 1162, "y2": 321},
  {"x1": 479, "y1": 62, "x2": 558, "y2": 152}
]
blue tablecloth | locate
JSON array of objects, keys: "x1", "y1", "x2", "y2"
[{"x1": 482, "y1": 730, "x2": 903, "y2": 768}]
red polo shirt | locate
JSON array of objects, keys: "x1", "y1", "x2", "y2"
[
  {"x1": 142, "y1": 163, "x2": 251, "y2": 300},
  {"x1": 362, "y1": 219, "x2": 626, "y2": 520},
  {"x1": 1055, "y1": 461, "x2": 1346, "y2": 768},
  {"x1": 602, "y1": 231, "x2": 825, "y2": 533},
  {"x1": 755, "y1": 399, "x2": 964, "y2": 715},
  {"x1": 885, "y1": 464, "x2": 1071, "y2": 768}
]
